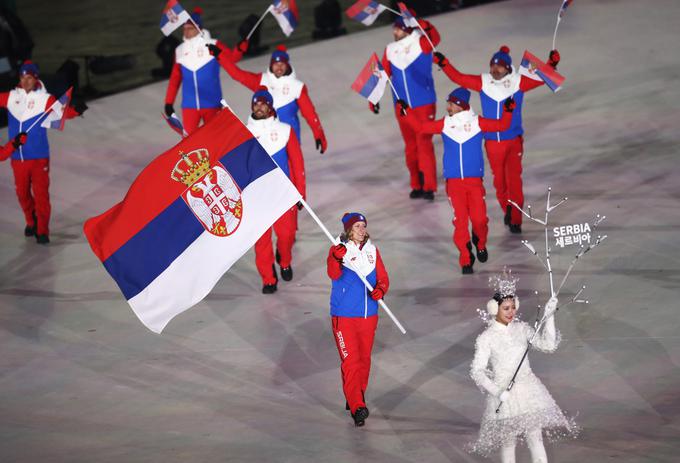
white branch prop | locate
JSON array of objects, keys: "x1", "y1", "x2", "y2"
[{"x1": 299, "y1": 198, "x2": 407, "y2": 335}]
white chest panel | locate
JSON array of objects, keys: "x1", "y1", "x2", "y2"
[
  {"x1": 175, "y1": 30, "x2": 217, "y2": 72},
  {"x1": 386, "y1": 31, "x2": 424, "y2": 70},
  {"x1": 246, "y1": 116, "x2": 291, "y2": 155},
  {"x1": 260, "y1": 70, "x2": 304, "y2": 109},
  {"x1": 481, "y1": 68, "x2": 521, "y2": 102},
  {"x1": 7, "y1": 86, "x2": 50, "y2": 122},
  {"x1": 442, "y1": 110, "x2": 482, "y2": 144}
]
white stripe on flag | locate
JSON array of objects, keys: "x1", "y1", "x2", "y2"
[
  {"x1": 128, "y1": 168, "x2": 301, "y2": 333},
  {"x1": 366, "y1": 70, "x2": 388, "y2": 105},
  {"x1": 161, "y1": 10, "x2": 191, "y2": 36}
]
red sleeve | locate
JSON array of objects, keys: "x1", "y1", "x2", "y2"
[
  {"x1": 519, "y1": 74, "x2": 545, "y2": 92},
  {"x1": 419, "y1": 35, "x2": 433, "y2": 54},
  {"x1": 381, "y1": 49, "x2": 391, "y2": 77},
  {"x1": 479, "y1": 111, "x2": 512, "y2": 132},
  {"x1": 0, "y1": 141, "x2": 13, "y2": 161},
  {"x1": 215, "y1": 39, "x2": 244, "y2": 63},
  {"x1": 165, "y1": 62, "x2": 182, "y2": 105},
  {"x1": 286, "y1": 128, "x2": 306, "y2": 199},
  {"x1": 404, "y1": 111, "x2": 444, "y2": 135},
  {"x1": 218, "y1": 55, "x2": 261, "y2": 91},
  {"x1": 441, "y1": 62, "x2": 482, "y2": 92},
  {"x1": 0, "y1": 92, "x2": 9, "y2": 108},
  {"x1": 297, "y1": 85, "x2": 324, "y2": 140},
  {"x1": 327, "y1": 246, "x2": 344, "y2": 280},
  {"x1": 418, "y1": 19, "x2": 440, "y2": 47},
  {"x1": 374, "y1": 248, "x2": 389, "y2": 296}
]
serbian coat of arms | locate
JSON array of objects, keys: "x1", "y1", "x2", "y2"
[{"x1": 171, "y1": 149, "x2": 243, "y2": 237}]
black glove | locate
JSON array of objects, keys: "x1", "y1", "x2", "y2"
[
  {"x1": 315, "y1": 138, "x2": 325, "y2": 154},
  {"x1": 73, "y1": 100, "x2": 88, "y2": 115},
  {"x1": 12, "y1": 132, "x2": 27, "y2": 149},
  {"x1": 236, "y1": 39, "x2": 249, "y2": 54},
  {"x1": 433, "y1": 51, "x2": 448, "y2": 68},
  {"x1": 296, "y1": 201, "x2": 303, "y2": 211},
  {"x1": 503, "y1": 96, "x2": 516, "y2": 113},
  {"x1": 206, "y1": 43, "x2": 222, "y2": 58},
  {"x1": 396, "y1": 99, "x2": 408, "y2": 116},
  {"x1": 164, "y1": 104, "x2": 175, "y2": 118},
  {"x1": 369, "y1": 102, "x2": 380, "y2": 114},
  {"x1": 548, "y1": 49, "x2": 561, "y2": 69}
]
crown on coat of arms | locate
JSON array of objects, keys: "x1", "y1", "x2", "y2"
[{"x1": 171, "y1": 149, "x2": 211, "y2": 186}]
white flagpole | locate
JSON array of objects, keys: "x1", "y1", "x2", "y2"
[
  {"x1": 246, "y1": 6, "x2": 272, "y2": 40},
  {"x1": 299, "y1": 198, "x2": 407, "y2": 335}
]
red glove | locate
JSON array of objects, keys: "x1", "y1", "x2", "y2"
[
  {"x1": 237, "y1": 39, "x2": 249, "y2": 54},
  {"x1": 369, "y1": 102, "x2": 380, "y2": 114},
  {"x1": 548, "y1": 49, "x2": 560, "y2": 69},
  {"x1": 331, "y1": 244, "x2": 347, "y2": 261},
  {"x1": 503, "y1": 97, "x2": 516, "y2": 113},
  {"x1": 370, "y1": 287, "x2": 384, "y2": 301}
]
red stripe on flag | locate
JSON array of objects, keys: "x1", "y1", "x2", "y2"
[
  {"x1": 346, "y1": 0, "x2": 370, "y2": 18},
  {"x1": 351, "y1": 53, "x2": 380, "y2": 94},
  {"x1": 84, "y1": 109, "x2": 252, "y2": 262}
]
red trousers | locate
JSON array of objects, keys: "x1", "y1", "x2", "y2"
[
  {"x1": 446, "y1": 177, "x2": 488, "y2": 267},
  {"x1": 254, "y1": 207, "x2": 297, "y2": 285},
  {"x1": 485, "y1": 136, "x2": 524, "y2": 225},
  {"x1": 11, "y1": 158, "x2": 50, "y2": 235},
  {"x1": 395, "y1": 103, "x2": 437, "y2": 192},
  {"x1": 332, "y1": 315, "x2": 378, "y2": 414},
  {"x1": 182, "y1": 108, "x2": 220, "y2": 134}
]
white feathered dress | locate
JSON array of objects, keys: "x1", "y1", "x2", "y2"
[{"x1": 468, "y1": 315, "x2": 578, "y2": 455}]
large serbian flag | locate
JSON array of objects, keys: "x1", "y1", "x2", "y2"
[
  {"x1": 351, "y1": 53, "x2": 389, "y2": 105},
  {"x1": 84, "y1": 108, "x2": 301, "y2": 333},
  {"x1": 519, "y1": 50, "x2": 566, "y2": 92},
  {"x1": 160, "y1": 0, "x2": 191, "y2": 36},
  {"x1": 269, "y1": 0, "x2": 299, "y2": 37},
  {"x1": 346, "y1": 0, "x2": 387, "y2": 26}
]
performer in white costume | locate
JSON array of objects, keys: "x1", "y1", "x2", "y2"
[{"x1": 469, "y1": 270, "x2": 578, "y2": 462}]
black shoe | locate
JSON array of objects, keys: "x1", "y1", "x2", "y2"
[
  {"x1": 462, "y1": 265, "x2": 474, "y2": 274},
  {"x1": 36, "y1": 234, "x2": 50, "y2": 244},
  {"x1": 504, "y1": 205, "x2": 512, "y2": 226},
  {"x1": 24, "y1": 224, "x2": 36, "y2": 237},
  {"x1": 509, "y1": 224, "x2": 522, "y2": 234},
  {"x1": 352, "y1": 407, "x2": 369, "y2": 427},
  {"x1": 262, "y1": 283, "x2": 277, "y2": 294},
  {"x1": 409, "y1": 189, "x2": 423, "y2": 199},
  {"x1": 471, "y1": 233, "x2": 488, "y2": 263},
  {"x1": 462, "y1": 242, "x2": 476, "y2": 274},
  {"x1": 422, "y1": 191, "x2": 434, "y2": 201},
  {"x1": 280, "y1": 266, "x2": 293, "y2": 281}
]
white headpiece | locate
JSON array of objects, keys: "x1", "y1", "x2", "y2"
[{"x1": 486, "y1": 267, "x2": 520, "y2": 315}]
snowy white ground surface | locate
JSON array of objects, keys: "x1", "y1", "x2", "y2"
[{"x1": 1, "y1": 1, "x2": 679, "y2": 462}]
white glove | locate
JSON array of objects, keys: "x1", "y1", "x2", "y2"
[
  {"x1": 498, "y1": 390, "x2": 509, "y2": 403},
  {"x1": 544, "y1": 296, "x2": 558, "y2": 318}
]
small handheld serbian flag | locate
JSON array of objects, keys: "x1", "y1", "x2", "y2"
[
  {"x1": 351, "y1": 53, "x2": 389, "y2": 105},
  {"x1": 163, "y1": 112, "x2": 188, "y2": 138},
  {"x1": 397, "y1": 2, "x2": 419, "y2": 28},
  {"x1": 269, "y1": 0, "x2": 299, "y2": 37},
  {"x1": 84, "y1": 108, "x2": 301, "y2": 333},
  {"x1": 520, "y1": 50, "x2": 565, "y2": 93},
  {"x1": 558, "y1": 0, "x2": 574, "y2": 19},
  {"x1": 41, "y1": 87, "x2": 73, "y2": 131},
  {"x1": 160, "y1": 0, "x2": 191, "y2": 36},
  {"x1": 346, "y1": 0, "x2": 387, "y2": 26}
]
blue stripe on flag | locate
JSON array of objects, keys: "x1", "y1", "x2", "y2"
[
  {"x1": 359, "y1": 74, "x2": 381, "y2": 99},
  {"x1": 103, "y1": 137, "x2": 278, "y2": 300}
]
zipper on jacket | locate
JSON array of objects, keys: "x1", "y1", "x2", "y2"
[
  {"x1": 496, "y1": 101, "x2": 501, "y2": 142},
  {"x1": 193, "y1": 71, "x2": 200, "y2": 110},
  {"x1": 459, "y1": 143, "x2": 464, "y2": 179},
  {"x1": 402, "y1": 69, "x2": 412, "y2": 107},
  {"x1": 18, "y1": 120, "x2": 24, "y2": 161}
]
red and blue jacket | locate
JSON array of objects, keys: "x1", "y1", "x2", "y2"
[
  {"x1": 1, "y1": 84, "x2": 79, "y2": 161},
  {"x1": 327, "y1": 239, "x2": 389, "y2": 318},
  {"x1": 441, "y1": 62, "x2": 545, "y2": 141},
  {"x1": 218, "y1": 56, "x2": 325, "y2": 145},
  {"x1": 165, "y1": 30, "x2": 244, "y2": 110},
  {"x1": 382, "y1": 20, "x2": 440, "y2": 110},
  {"x1": 405, "y1": 108, "x2": 512, "y2": 179}
]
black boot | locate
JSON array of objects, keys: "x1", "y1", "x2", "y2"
[
  {"x1": 471, "y1": 233, "x2": 488, "y2": 263},
  {"x1": 352, "y1": 407, "x2": 369, "y2": 427},
  {"x1": 36, "y1": 234, "x2": 50, "y2": 245},
  {"x1": 462, "y1": 242, "x2": 476, "y2": 274},
  {"x1": 262, "y1": 283, "x2": 277, "y2": 294},
  {"x1": 422, "y1": 191, "x2": 435, "y2": 201},
  {"x1": 509, "y1": 223, "x2": 522, "y2": 234},
  {"x1": 280, "y1": 266, "x2": 293, "y2": 281},
  {"x1": 409, "y1": 189, "x2": 423, "y2": 199},
  {"x1": 25, "y1": 212, "x2": 37, "y2": 237},
  {"x1": 504, "y1": 205, "x2": 512, "y2": 226}
]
